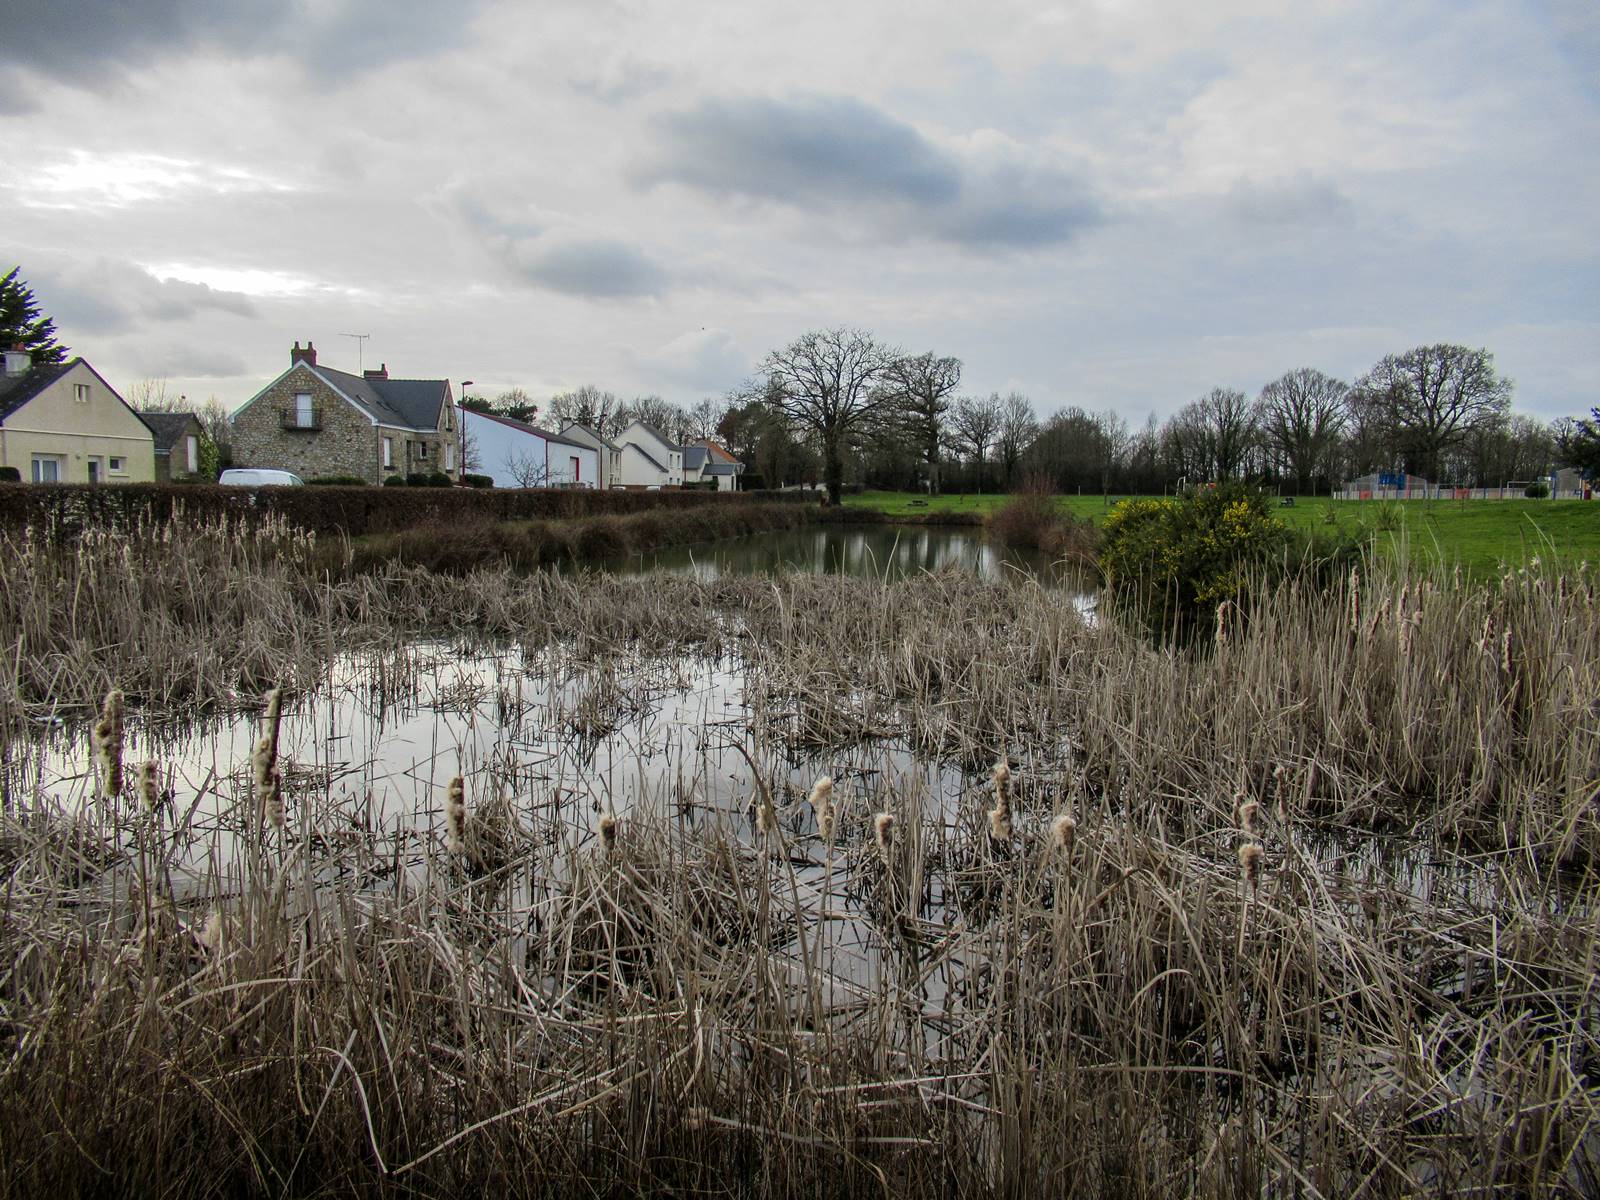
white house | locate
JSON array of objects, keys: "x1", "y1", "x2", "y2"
[
  {"x1": 682, "y1": 439, "x2": 745, "y2": 492},
  {"x1": 459, "y1": 407, "x2": 598, "y2": 488},
  {"x1": 613, "y1": 421, "x2": 682, "y2": 488},
  {"x1": 558, "y1": 423, "x2": 623, "y2": 489}
]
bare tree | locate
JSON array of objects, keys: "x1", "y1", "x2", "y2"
[
  {"x1": 1183, "y1": 387, "x2": 1258, "y2": 480},
  {"x1": 547, "y1": 385, "x2": 620, "y2": 436},
  {"x1": 1257, "y1": 368, "x2": 1348, "y2": 494},
  {"x1": 685, "y1": 396, "x2": 726, "y2": 442},
  {"x1": 882, "y1": 352, "x2": 962, "y2": 493},
  {"x1": 995, "y1": 392, "x2": 1038, "y2": 489},
  {"x1": 1354, "y1": 344, "x2": 1512, "y2": 483},
  {"x1": 503, "y1": 447, "x2": 549, "y2": 488},
  {"x1": 755, "y1": 327, "x2": 901, "y2": 504},
  {"x1": 617, "y1": 394, "x2": 690, "y2": 442},
  {"x1": 951, "y1": 393, "x2": 1002, "y2": 471}
]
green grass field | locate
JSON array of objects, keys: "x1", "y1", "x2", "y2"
[{"x1": 844, "y1": 490, "x2": 1600, "y2": 576}]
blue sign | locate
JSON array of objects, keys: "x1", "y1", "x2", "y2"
[{"x1": 1378, "y1": 472, "x2": 1407, "y2": 488}]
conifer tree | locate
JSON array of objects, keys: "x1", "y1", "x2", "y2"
[{"x1": 0, "y1": 268, "x2": 67, "y2": 365}]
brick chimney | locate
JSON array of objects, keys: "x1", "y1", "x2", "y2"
[
  {"x1": 363, "y1": 363, "x2": 388, "y2": 380},
  {"x1": 3, "y1": 343, "x2": 30, "y2": 378},
  {"x1": 291, "y1": 340, "x2": 317, "y2": 367}
]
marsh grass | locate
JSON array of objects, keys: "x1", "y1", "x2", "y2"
[{"x1": 0, "y1": 517, "x2": 1596, "y2": 1196}]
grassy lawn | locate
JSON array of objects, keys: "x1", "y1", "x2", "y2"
[{"x1": 846, "y1": 490, "x2": 1600, "y2": 575}]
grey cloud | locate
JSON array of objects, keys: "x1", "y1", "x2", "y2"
[
  {"x1": 124, "y1": 345, "x2": 251, "y2": 380},
  {"x1": 32, "y1": 259, "x2": 257, "y2": 336},
  {"x1": 504, "y1": 234, "x2": 668, "y2": 299},
  {"x1": 451, "y1": 196, "x2": 668, "y2": 299},
  {"x1": 0, "y1": 0, "x2": 484, "y2": 83},
  {"x1": 570, "y1": 56, "x2": 673, "y2": 105},
  {"x1": 636, "y1": 94, "x2": 1099, "y2": 249},
  {"x1": 1222, "y1": 173, "x2": 1354, "y2": 226}
]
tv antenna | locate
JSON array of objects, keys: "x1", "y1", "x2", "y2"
[{"x1": 340, "y1": 332, "x2": 371, "y2": 372}]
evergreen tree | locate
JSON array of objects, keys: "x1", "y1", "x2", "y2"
[{"x1": 0, "y1": 268, "x2": 67, "y2": 365}]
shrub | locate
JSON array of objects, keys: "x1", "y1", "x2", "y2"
[
  {"x1": 424, "y1": 471, "x2": 452, "y2": 487},
  {"x1": 306, "y1": 475, "x2": 368, "y2": 486},
  {"x1": 1099, "y1": 483, "x2": 1292, "y2": 637},
  {"x1": 1525, "y1": 481, "x2": 1550, "y2": 499},
  {"x1": 461, "y1": 473, "x2": 494, "y2": 489},
  {"x1": 382, "y1": 475, "x2": 406, "y2": 487},
  {"x1": 989, "y1": 483, "x2": 1097, "y2": 561},
  {"x1": 0, "y1": 467, "x2": 19, "y2": 482},
  {"x1": 569, "y1": 516, "x2": 630, "y2": 560}
]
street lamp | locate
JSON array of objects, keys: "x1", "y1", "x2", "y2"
[{"x1": 457, "y1": 382, "x2": 474, "y2": 479}]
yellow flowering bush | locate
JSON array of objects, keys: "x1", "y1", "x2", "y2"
[{"x1": 1099, "y1": 484, "x2": 1290, "y2": 636}]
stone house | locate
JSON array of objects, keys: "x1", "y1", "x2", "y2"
[
  {"x1": 231, "y1": 342, "x2": 459, "y2": 483},
  {"x1": 0, "y1": 349, "x2": 155, "y2": 483},
  {"x1": 140, "y1": 411, "x2": 208, "y2": 482}
]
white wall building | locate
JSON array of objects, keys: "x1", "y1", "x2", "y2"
[
  {"x1": 558, "y1": 423, "x2": 622, "y2": 489},
  {"x1": 613, "y1": 421, "x2": 682, "y2": 488},
  {"x1": 459, "y1": 407, "x2": 598, "y2": 488}
]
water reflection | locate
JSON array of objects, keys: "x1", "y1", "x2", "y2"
[{"x1": 591, "y1": 525, "x2": 1092, "y2": 592}]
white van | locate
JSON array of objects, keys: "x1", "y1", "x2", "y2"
[{"x1": 219, "y1": 468, "x2": 305, "y2": 487}]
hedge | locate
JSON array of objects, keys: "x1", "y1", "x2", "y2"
[{"x1": 0, "y1": 483, "x2": 820, "y2": 538}]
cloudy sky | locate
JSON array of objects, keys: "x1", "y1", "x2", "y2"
[{"x1": 3, "y1": 0, "x2": 1596, "y2": 425}]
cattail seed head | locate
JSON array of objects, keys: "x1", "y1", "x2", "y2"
[
  {"x1": 988, "y1": 804, "x2": 1012, "y2": 842},
  {"x1": 1238, "y1": 799, "x2": 1262, "y2": 838},
  {"x1": 873, "y1": 812, "x2": 894, "y2": 855},
  {"x1": 198, "y1": 909, "x2": 224, "y2": 954},
  {"x1": 1050, "y1": 813, "x2": 1077, "y2": 855},
  {"x1": 139, "y1": 759, "x2": 160, "y2": 811},
  {"x1": 756, "y1": 796, "x2": 779, "y2": 838},
  {"x1": 1238, "y1": 841, "x2": 1264, "y2": 891},
  {"x1": 92, "y1": 689, "x2": 125, "y2": 799},
  {"x1": 263, "y1": 767, "x2": 284, "y2": 829},
  {"x1": 444, "y1": 775, "x2": 466, "y2": 855},
  {"x1": 810, "y1": 776, "x2": 836, "y2": 842},
  {"x1": 599, "y1": 813, "x2": 618, "y2": 852},
  {"x1": 1215, "y1": 599, "x2": 1230, "y2": 645}
]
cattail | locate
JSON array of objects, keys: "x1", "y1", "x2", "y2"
[
  {"x1": 198, "y1": 908, "x2": 224, "y2": 954},
  {"x1": 1050, "y1": 813, "x2": 1077, "y2": 856},
  {"x1": 599, "y1": 813, "x2": 618, "y2": 852},
  {"x1": 92, "y1": 688, "x2": 124, "y2": 799},
  {"x1": 1215, "y1": 599, "x2": 1230, "y2": 645},
  {"x1": 1500, "y1": 629, "x2": 1513, "y2": 674},
  {"x1": 139, "y1": 759, "x2": 160, "y2": 811},
  {"x1": 1348, "y1": 566, "x2": 1360, "y2": 633},
  {"x1": 989, "y1": 760, "x2": 1012, "y2": 842},
  {"x1": 756, "y1": 794, "x2": 779, "y2": 838},
  {"x1": 251, "y1": 734, "x2": 282, "y2": 828},
  {"x1": 873, "y1": 812, "x2": 894, "y2": 856},
  {"x1": 1237, "y1": 799, "x2": 1262, "y2": 838},
  {"x1": 809, "y1": 775, "x2": 836, "y2": 842},
  {"x1": 1238, "y1": 841, "x2": 1264, "y2": 892},
  {"x1": 1271, "y1": 763, "x2": 1289, "y2": 823},
  {"x1": 444, "y1": 775, "x2": 466, "y2": 854}
]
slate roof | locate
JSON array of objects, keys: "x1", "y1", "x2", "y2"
[
  {"x1": 0, "y1": 359, "x2": 77, "y2": 423},
  {"x1": 682, "y1": 445, "x2": 709, "y2": 472},
  {"x1": 139, "y1": 411, "x2": 202, "y2": 453},
  {"x1": 559, "y1": 422, "x2": 620, "y2": 451},
  {"x1": 705, "y1": 461, "x2": 741, "y2": 476},
  {"x1": 315, "y1": 365, "x2": 449, "y2": 430}
]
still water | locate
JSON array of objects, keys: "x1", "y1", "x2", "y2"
[{"x1": 592, "y1": 523, "x2": 1093, "y2": 591}]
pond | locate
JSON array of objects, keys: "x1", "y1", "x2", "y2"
[{"x1": 589, "y1": 523, "x2": 1094, "y2": 593}]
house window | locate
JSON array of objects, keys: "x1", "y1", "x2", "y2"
[
  {"x1": 109, "y1": 456, "x2": 126, "y2": 473},
  {"x1": 294, "y1": 393, "x2": 315, "y2": 428},
  {"x1": 74, "y1": 384, "x2": 90, "y2": 403},
  {"x1": 416, "y1": 440, "x2": 428, "y2": 460},
  {"x1": 382, "y1": 436, "x2": 393, "y2": 469},
  {"x1": 30, "y1": 455, "x2": 62, "y2": 482},
  {"x1": 185, "y1": 435, "x2": 198, "y2": 473},
  {"x1": 444, "y1": 440, "x2": 455, "y2": 472}
]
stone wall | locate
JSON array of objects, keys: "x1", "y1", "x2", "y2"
[{"x1": 231, "y1": 366, "x2": 383, "y2": 482}]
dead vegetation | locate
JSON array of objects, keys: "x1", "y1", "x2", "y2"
[{"x1": 0, "y1": 516, "x2": 1595, "y2": 1197}]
